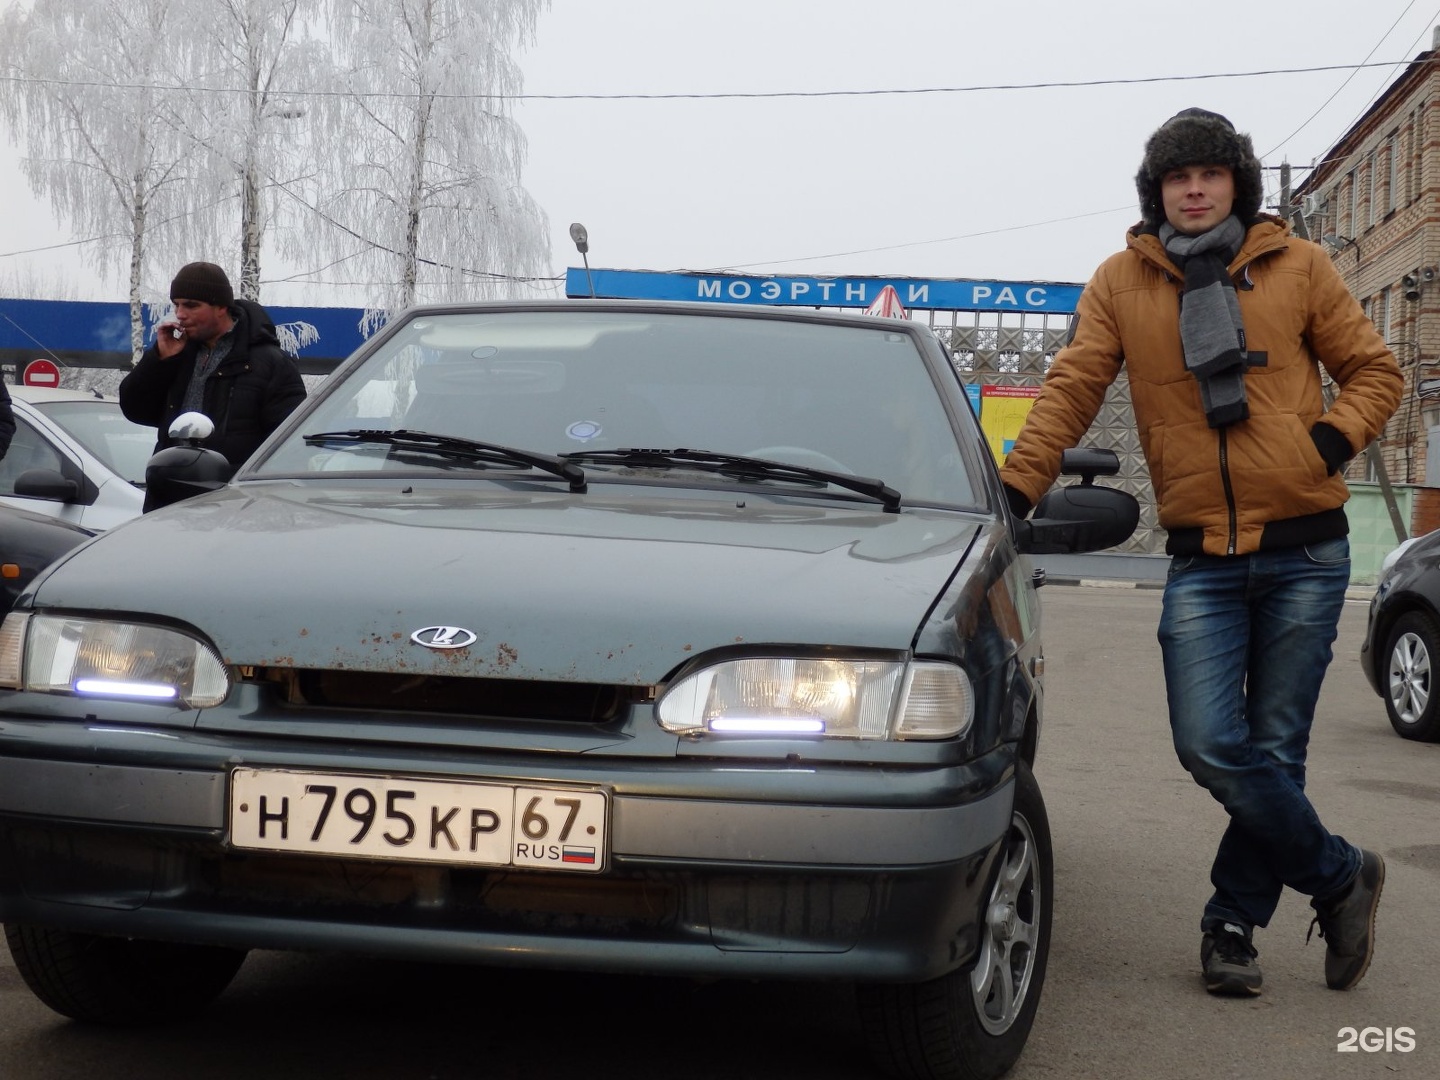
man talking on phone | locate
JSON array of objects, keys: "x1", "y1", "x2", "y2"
[{"x1": 120, "y1": 261, "x2": 306, "y2": 490}]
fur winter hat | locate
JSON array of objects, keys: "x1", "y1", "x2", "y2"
[
  {"x1": 170, "y1": 261, "x2": 234, "y2": 307},
  {"x1": 1135, "y1": 108, "x2": 1263, "y2": 228}
]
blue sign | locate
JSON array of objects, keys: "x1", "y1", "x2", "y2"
[
  {"x1": 565, "y1": 268, "x2": 1082, "y2": 314},
  {"x1": 0, "y1": 298, "x2": 370, "y2": 361}
]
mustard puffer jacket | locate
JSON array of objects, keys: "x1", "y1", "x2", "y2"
[{"x1": 1000, "y1": 217, "x2": 1403, "y2": 556}]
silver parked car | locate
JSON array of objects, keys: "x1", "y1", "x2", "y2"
[
  {"x1": 0, "y1": 384, "x2": 151, "y2": 529},
  {"x1": 0, "y1": 301, "x2": 1135, "y2": 1080}
]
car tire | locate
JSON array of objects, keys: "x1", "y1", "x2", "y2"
[
  {"x1": 4, "y1": 923, "x2": 247, "y2": 1025},
  {"x1": 856, "y1": 759, "x2": 1052, "y2": 1080},
  {"x1": 1384, "y1": 610, "x2": 1440, "y2": 741}
]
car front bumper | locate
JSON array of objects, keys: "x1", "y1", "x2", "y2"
[
  {"x1": 1360, "y1": 590, "x2": 1385, "y2": 696},
  {"x1": 0, "y1": 720, "x2": 1016, "y2": 983}
]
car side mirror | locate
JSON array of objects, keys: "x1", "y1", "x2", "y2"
[
  {"x1": 1015, "y1": 447, "x2": 1140, "y2": 555},
  {"x1": 143, "y1": 411, "x2": 233, "y2": 512},
  {"x1": 13, "y1": 468, "x2": 80, "y2": 502}
]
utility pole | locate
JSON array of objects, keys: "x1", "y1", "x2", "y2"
[{"x1": 1281, "y1": 161, "x2": 1311, "y2": 240}]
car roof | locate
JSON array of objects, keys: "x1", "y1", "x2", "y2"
[
  {"x1": 393, "y1": 297, "x2": 935, "y2": 332},
  {"x1": 9, "y1": 384, "x2": 119, "y2": 405}
]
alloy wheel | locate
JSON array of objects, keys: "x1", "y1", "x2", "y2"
[
  {"x1": 1388, "y1": 629, "x2": 1432, "y2": 726},
  {"x1": 970, "y1": 810, "x2": 1042, "y2": 1035}
]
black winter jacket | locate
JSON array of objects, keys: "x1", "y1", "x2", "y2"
[
  {"x1": 119, "y1": 298, "x2": 306, "y2": 468},
  {"x1": 0, "y1": 380, "x2": 15, "y2": 462}
]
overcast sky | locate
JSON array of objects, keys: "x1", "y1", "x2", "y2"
[{"x1": 4, "y1": 0, "x2": 1440, "y2": 305}]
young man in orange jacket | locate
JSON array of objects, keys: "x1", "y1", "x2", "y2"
[{"x1": 1001, "y1": 109, "x2": 1402, "y2": 997}]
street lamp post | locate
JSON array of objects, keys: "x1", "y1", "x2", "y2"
[{"x1": 569, "y1": 223, "x2": 595, "y2": 299}]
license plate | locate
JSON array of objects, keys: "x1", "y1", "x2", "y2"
[{"x1": 229, "y1": 769, "x2": 608, "y2": 873}]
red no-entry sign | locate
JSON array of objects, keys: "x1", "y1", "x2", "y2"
[{"x1": 22, "y1": 359, "x2": 60, "y2": 387}]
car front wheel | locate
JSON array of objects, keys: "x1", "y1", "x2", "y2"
[
  {"x1": 857, "y1": 759, "x2": 1052, "y2": 1080},
  {"x1": 5, "y1": 923, "x2": 247, "y2": 1025},
  {"x1": 1384, "y1": 611, "x2": 1440, "y2": 741}
]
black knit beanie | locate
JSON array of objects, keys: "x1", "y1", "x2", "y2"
[
  {"x1": 1135, "y1": 108, "x2": 1263, "y2": 229},
  {"x1": 170, "y1": 261, "x2": 234, "y2": 307}
]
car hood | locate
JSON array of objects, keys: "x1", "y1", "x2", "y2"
[{"x1": 31, "y1": 484, "x2": 982, "y2": 685}]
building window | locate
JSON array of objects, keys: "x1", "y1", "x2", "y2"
[
  {"x1": 1366, "y1": 151, "x2": 1377, "y2": 229},
  {"x1": 1399, "y1": 122, "x2": 1411, "y2": 207},
  {"x1": 1413, "y1": 106, "x2": 1425, "y2": 205},
  {"x1": 1388, "y1": 131, "x2": 1398, "y2": 213},
  {"x1": 1348, "y1": 169, "x2": 1358, "y2": 234}
]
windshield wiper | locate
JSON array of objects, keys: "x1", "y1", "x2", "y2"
[
  {"x1": 562, "y1": 447, "x2": 901, "y2": 512},
  {"x1": 303, "y1": 429, "x2": 587, "y2": 492}
]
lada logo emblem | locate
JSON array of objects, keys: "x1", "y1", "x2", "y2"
[{"x1": 410, "y1": 626, "x2": 478, "y2": 650}]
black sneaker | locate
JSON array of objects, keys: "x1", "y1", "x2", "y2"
[
  {"x1": 1201, "y1": 923, "x2": 1262, "y2": 996},
  {"x1": 1309, "y1": 848, "x2": 1385, "y2": 990}
]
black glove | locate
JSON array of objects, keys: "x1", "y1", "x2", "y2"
[
  {"x1": 1309, "y1": 421, "x2": 1353, "y2": 476},
  {"x1": 1003, "y1": 483, "x2": 1033, "y2": 520}
]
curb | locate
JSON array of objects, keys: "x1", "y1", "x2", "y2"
[
  {"x1": 1046, "y1": 577, "x2": 1377, "y2": 602},
  {"x1": 1044, "y1": 577, "x2": 1164, "y2": 590}
]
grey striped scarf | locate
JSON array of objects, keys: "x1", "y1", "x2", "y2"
[{"x1": 1161, "y1": 215, "x2": 1249, "y2": 428}]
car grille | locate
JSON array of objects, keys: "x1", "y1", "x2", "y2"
[{"x1": 257, "y1": 667, "x2": 638, "y2": 724}]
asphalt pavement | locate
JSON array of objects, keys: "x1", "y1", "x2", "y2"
[{"x1": 1016, "y1": 582, "x2": 1435, "y2": 1080}]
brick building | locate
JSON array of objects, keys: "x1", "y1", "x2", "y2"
[{"x1": 1293, "y1": 26, "x2": 1440, "y2": 537}]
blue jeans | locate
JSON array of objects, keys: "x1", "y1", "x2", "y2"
[{"x1": 1157, "y1": 538, "x2": 1361, "y2": 934}]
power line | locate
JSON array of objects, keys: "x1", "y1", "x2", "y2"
[
  {"x1": 0, "y1": 234, "x2": 117, "y2": 259},
  {"x1": 3, "y1": 56, "x2": 1440, "y2": 103},
  {"x1": 703, "y1": 205, "x2": 1135, "y2": 274},
  {"x1": 520, "y1": 58, "x2": 1440, "y2": 100},
  {"x1": 1326, "y1": 6, "x2": 1440, "y2": 149},
  {"x1": 0, "y1": 186, "x2": 557, "y2": 288},
  {"x1": 6, "y1": 39, "x2": 1434, "y2": 288},
  {"x1": 260, "y1": 175, "x2": 556, "y2": 286},
  {"x1": 1262, "y1": 1, "x2": 1435, "y2": 157}
]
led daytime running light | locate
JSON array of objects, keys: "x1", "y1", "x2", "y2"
[
  {"x1": 708, "y1": 717, "x2": 826, "y2": 734},
  {"x1": 74, "y1": 678, "x2": 179, "y2": 700}
]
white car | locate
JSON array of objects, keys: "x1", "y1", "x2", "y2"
[{"x1": 0, "y1": 384, "x2": 151, "y2": 530}]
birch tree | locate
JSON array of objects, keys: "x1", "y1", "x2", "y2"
[
  {"x1": 317, "y1": 0, "x2": 550, "y2": 325},
  {"x1": 0, "y1": 0, "x2": 191, "y2": 361},
  {"x1": 174, "y1": 0, "x2": 323, "y2": 301}
]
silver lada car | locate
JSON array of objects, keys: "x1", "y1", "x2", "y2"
[{"x1": 0, "y1": 301, "x2": 1134, "y2": 1080}]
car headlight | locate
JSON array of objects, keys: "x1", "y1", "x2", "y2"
[
  {"x1": 0, "y1": 612, "x2": 231, "y2": 708},
  {"x1": 1379, "y1": 536, "x2": 1419, "y2": 579},
  {"x1": 655, "y1": 656, "x2": 974, "y2": 740}
]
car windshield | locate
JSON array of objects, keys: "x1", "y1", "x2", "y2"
[
  {"x1": 36, "y1": 401, "x2": 155, "y2": 484},
  {"x1": 256, "y1": 309, "x2": 982, "y2": 508}
]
